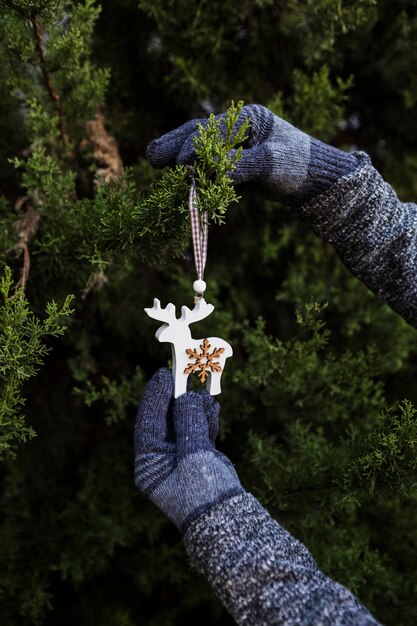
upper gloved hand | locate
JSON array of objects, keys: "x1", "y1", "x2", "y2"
[
  {"x1": 146, "y1": 104, "x2": 358, "y2": 205},
  {"x1": 134, "y1": 368, "x2": 243, "y2": 533}
]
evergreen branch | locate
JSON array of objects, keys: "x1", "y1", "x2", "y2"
[
  {"x1": 73, "y1": 366, "x2": 145, "y2": 426},
  {"x1": 30, "y1": 14, "x2": 66, "y2": 142},
  {"x1": 0, "y1": 266, "x2": 74, "y2": 458},
  {"x1": 192, "y1": 100, "x2": 250, "y2": 225}
]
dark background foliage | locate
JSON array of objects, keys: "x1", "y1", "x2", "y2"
[{"x1": 1, "y1": 1, "x2": 417, "y2": 624}]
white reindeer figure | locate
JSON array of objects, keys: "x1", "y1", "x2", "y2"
[{"x1": 145, "y1": 298, "x2": 233, "y2": 398}]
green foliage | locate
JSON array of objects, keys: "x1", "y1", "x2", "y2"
[
  {"x1": 193, "y1": 100, "x2": 250, "y2": 224},
  {"x1": 3, "y1": 81, "x2": 246, "y2": 287},
  {"x1": 3, "y1": 1, "x2": 64, "y2": 20},
  {"x1": 269, "y1": 66, "x2": 353, "y2": 140},
  {"x1": 12, "y1": 148, "x2": 76, "y2": 206},
  {"x1": 0, "y1": 266, "x2": 74, "y2": 458},
  {"x1": 1, "y1": 0, "x2": 417, "y2": 625},
  {"x1": 0, "y1": 0, "x2": 109, "y2": 146},
  {"x1": 303, "y1": 0, "x2": 378, "y2": 55},
  {"x1": 74, "y1": 366, "x2": 145, "y2": 425},
  {"x1": 344, "y1": 400, "x2": 417, "y2": 499},
  {"x1": 290, "y1": 66, "x2": 353, "y2": 140},
  {"x1": 12, "y1": 105, "x2": 246, "y2": 286}
]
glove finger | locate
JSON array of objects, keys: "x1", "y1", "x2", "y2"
[
  {"x1": 146, "y1": 119, "x2": 205, "y2": 168},
  {"x1": 175, "y1": 118, "x2": 209, "y2": 165},
  {"x1": 227, "y1": 144, "x2": 272, "y2": 185},
  {"x1": 238, "y1": 104, "x2": 276, "y2": 147},
  {"x1": 135, "y1": 368, "x2": 174, "y2": 453},
  {"x1": 200, "y1": 392, "x2": 220, "y2": 443},
  {"x1": 173, "y1": 391, "x2": 212, "y2": 460}
]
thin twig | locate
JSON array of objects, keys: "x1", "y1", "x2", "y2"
[
  {"x1": 81, "y1": 271, "x2": 109, "y2": 299},
  {"x1": 14, "y1": 241, "x2": 31, "y2": 291},
  {"x1": 30, "y1": 15, "x2": 66, "y2": 142},
  {"x1": 12, "y1": 196, "x2": 41, "y2": 291}
]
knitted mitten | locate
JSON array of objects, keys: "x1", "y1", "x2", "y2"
[
  {"x1": 134, "y1": 368, "x2": 243, "y2": 533},
  {"x1": 146, "y1": 104, "x2": 358, "y2": 205}
]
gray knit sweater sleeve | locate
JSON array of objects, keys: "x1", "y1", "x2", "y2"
[
  {"x1": 293, "y1": 152, "x2": 417, "y2": 328},
  {"x1": 184, "y1": 493, "x2": 380, "y2": 626}
]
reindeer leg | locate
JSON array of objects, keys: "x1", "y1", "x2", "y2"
[
  {"x1": 206, "y1": 371, "x2": 221, "y2": 395},
  {"x1": 172, "y1": 346, "x2": 190, "y2": 398},
  {"x1": 174, "y1": 376, "x2": 188, "y2": 398}
]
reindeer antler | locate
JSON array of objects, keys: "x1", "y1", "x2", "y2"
[
  {"x1": 145, "y1": 299, "x2": 177, "y2": 323},
  {"x1": 180, "y1": 298, "x2": 214, "y2": 324}
]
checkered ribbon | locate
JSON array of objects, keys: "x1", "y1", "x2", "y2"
[{"x1": 189, "y1": 179, "x2": 208, "y2": 281}]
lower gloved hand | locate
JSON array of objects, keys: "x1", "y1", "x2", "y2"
[
  {"x1": 134, "y1": 368, "x2": 244, "y2": 533},
  {"x1": 146, "y1": 104, "x2": 358, "y2": 205}
]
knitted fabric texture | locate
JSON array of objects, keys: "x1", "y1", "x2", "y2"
[
  {"x1": 184, "y1": 494, "x2": 381, "y2": 626},
  {"x1": 134, "y1": 368, "x2": 243, "y2": 532},
  {"x1": 146, "y1": 104, "x2": 358, "y2": 204},
  {"x1": 294, "y1": 152, "x2": 417, "y2": 328}
]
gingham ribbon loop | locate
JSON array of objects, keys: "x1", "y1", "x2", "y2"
[{"x1": 189, "y1": 179, "x2": 208, "y2": 281}]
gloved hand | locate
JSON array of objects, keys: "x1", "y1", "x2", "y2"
[
  {"x1": 134, "y1": 368, "x2": 244, "y2": 533},
  {"x1": 146, "y1": 104, "x2": 358, "y2": 205}
]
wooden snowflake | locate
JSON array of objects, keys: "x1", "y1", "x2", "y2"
[{"x1": 184, "y1": 338, "x2": 225, "y2": 383}]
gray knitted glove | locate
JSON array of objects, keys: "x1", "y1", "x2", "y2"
[
  {"x1": 146, "y1": 104, "x2": 359, "y2": 205},
  {"x1": 134, "y1": 368, "x2": 243, "y2": 533}
]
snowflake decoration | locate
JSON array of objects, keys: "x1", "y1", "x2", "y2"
[{"x1": 184, "y1": 338, "x2": 225, "y2": 383}]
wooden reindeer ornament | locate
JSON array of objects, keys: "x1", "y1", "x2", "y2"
[
  {"x1": 146, "y1": 178, "x2": 233, "y2": 397},
  {"x1": 145, "y1": 297, "x2": 233, "y2": 398}
]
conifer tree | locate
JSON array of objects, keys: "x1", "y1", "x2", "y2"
[{"x1": 1, "y1": 1, "x2": 417, "y2": 625}]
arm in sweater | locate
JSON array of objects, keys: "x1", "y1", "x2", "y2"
[
  {"x1": 147, "y1": 105, "x2": 417, "y2": 328},
  {"x1": 135, "y1": 370, "x2": 381, "y2": 626},
  {"x1": 293, "y1": 151, "x2": 417, "y2": 329},
  {"x1": 185, "y1": 493, "x2": 380, "y2": 626}
]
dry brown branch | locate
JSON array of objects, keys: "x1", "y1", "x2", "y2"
[
  {"x1": 81, "y1": 271, "x2": 109, "y2": 299},
  {"x1": 30, "y1": 15, "x2": 66, "y2": 143},
  {"x1": 13, "y1": 196, "x2": 41, "y2": 291},
  {"x1": 80, "y1": 111, "x2": 124, "y2": 185}
]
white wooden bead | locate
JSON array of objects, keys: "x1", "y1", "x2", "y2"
[{"x1": 193, "y1": 279, "x2": 206, "y2": 294}]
